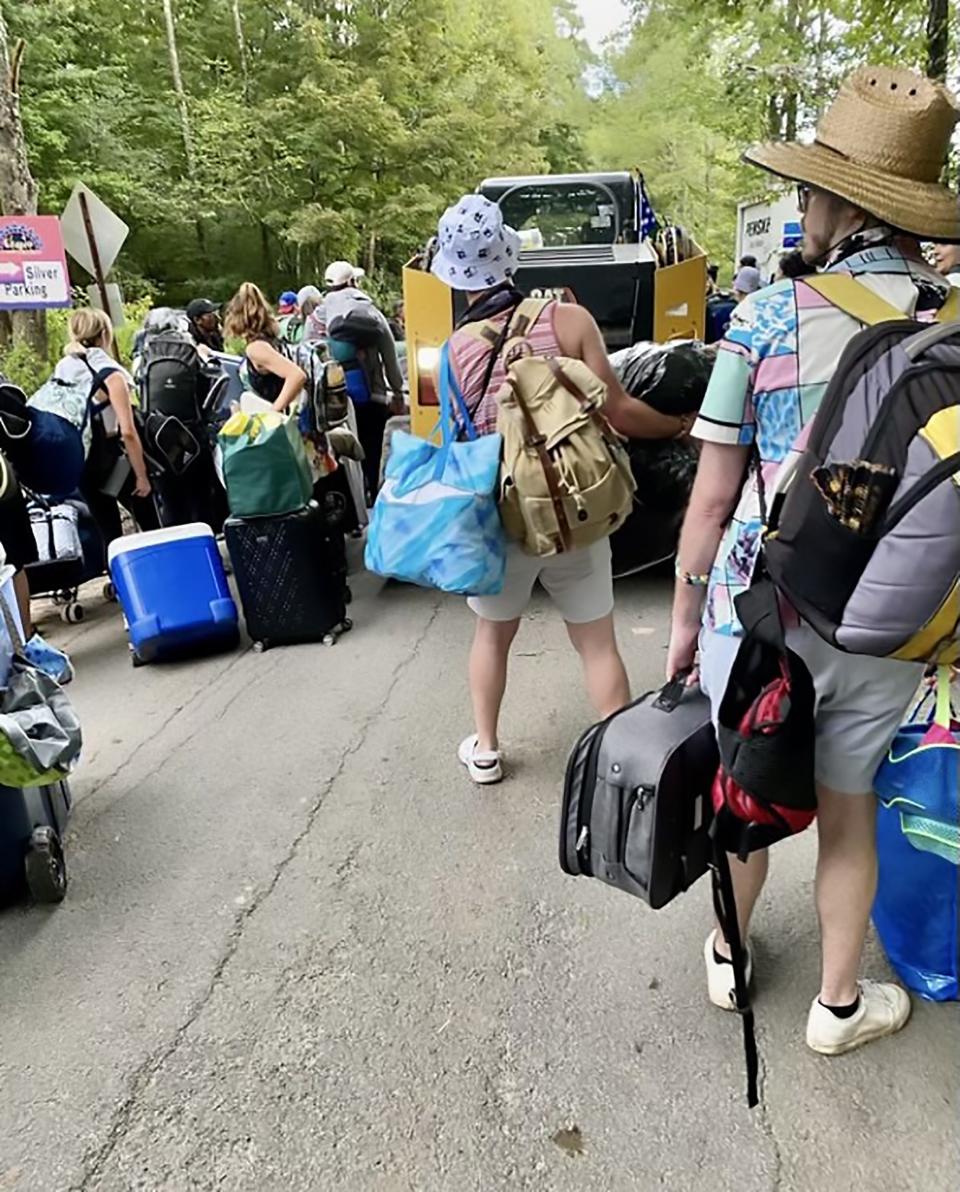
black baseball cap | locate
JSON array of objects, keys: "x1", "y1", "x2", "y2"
[{"x1": 186, "y1": 298, "x2": 220, "y2": 320}]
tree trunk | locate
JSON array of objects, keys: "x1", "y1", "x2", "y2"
[
  {"x1": 161, "y1": 0, "x2": 205, "y2": 255},
  {"x1": 161, "y1": 0, "x2": 197, "y2": 176},
  {"x1": 231, "y1": 0, "x2": 249, "y2": 98},
  {"x1": 926, "y1": 0, "x2": 949, "y2": 81},
  {"x1": 366, "y1": 228, "x2": 377, "y2": 278},
  {"x1": 0, "y1": 20, "x2": 45, "y2": 355}
]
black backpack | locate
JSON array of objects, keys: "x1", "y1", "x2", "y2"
[
  {"x1": 326, "y1": 305, "x2": 383, "y2": 349},
  {"x1": 140, "y1": 333, "x2": 203, "y2": 423}
]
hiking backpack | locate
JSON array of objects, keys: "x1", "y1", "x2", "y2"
[
  {"x1": 462, "y1": 298, "x2": 636, "y2": 558},
  {"x1": 140, "y1": 332, "x2": 203, "y2": 424},
  {"x1": 764, "y1": 275, "x2": 960, "y2": 665},
  {"x1": 326, "y1": 304, "x2": 383, "y2": 349},
  {"x1": 279, "y1": 314, "x2": 304, "y2": 346}
]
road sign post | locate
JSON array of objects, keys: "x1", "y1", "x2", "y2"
[
  {"x1": 60, "y1": 183, "x2": 130, "y2": 327},
  {"x1": 78, "y1": 190, "x2": 111, "y2": 319}
]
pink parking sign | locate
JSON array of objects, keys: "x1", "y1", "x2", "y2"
[{"x1": 0, "y1": 215, "x2": 71, "y2": 310}]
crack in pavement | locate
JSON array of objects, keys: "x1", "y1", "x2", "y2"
[
  {"x1": 76, "y1": 646, "x2": 256, "y2": 809},
  {"x1": 72, "y1": 598, "x2": 442, "y2": 1191},
  {"x1": 753, "y1": 1024, "x2": 784, "y2": 1190}
]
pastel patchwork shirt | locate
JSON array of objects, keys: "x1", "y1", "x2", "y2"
[{"x1": 692, "y1": 245, "x2": 950, "y2": 636}]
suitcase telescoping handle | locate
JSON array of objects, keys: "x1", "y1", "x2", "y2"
[{"x1": 655, "y1": 669, "x2": 695, "y2": 713}]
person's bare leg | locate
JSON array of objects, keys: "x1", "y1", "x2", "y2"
[
  {"x1": 469, "y1": 617, "x2": 521, "y2": 752},
  {"x1": 12, "y1": 569, "x2": 32, "y2": 638},
  {"x1": 714, "y1": 850, "x2": 770, "y2": 959},
  {"x1": 565, "y1": 613, "x2": 630, "y2": 717},
  {"x1": 815, "y1": 785, "x2": 877, "y2": 1005}
]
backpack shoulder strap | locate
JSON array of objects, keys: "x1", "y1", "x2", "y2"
[
  {"x1": 510, "y1": 298, "x2": 552, "y2": 339},
  {"x1": 935, "y1": 286, "x2": 960, "y2": 323},
  {"x1": 802, "y1": 274, "x2": 906, "y2": 325}
]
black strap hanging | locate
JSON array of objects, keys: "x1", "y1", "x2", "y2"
[{"x1": 711, "y1": 829, "x2": 760, "y2": 1108}]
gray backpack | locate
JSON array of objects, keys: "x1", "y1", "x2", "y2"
[
  {"x1": 560, "y1": 675, "x2": 717, "y2": 909},
  {"x1": 765, "y1": 275, "x2": 960, "y2": 664}
]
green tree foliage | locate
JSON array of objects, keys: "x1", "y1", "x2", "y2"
[
  {"x1": 6, "y1": 0, "x2": 591, "y2": 305},
  {"x1": 2, "y1": 0, "x2": 957, "y2": 318},
  {"x1": 589, "y1": 0, "x2": 957, "y2": 267}
]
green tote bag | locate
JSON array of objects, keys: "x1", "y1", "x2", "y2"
[{"x1": 219, "y1": 411, "x2": 313, "y2": 518}]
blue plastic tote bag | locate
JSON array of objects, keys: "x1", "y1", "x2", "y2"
[
  {"x1": 873, "y1": 668, "x2": 959, "y2": 1001},
  {"x1": 365, "y1": 346, "x2": 505, "y2": 596}
]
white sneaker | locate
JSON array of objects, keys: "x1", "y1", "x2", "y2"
[
  {"x1": 806, "y1": 980, "x2": 911, "y2": 1056},
  {"x1": 457, "y1": 734, "x2": 503, "y2": 785},
  {"x1": 704, "y1": 929, "x2": 754, "y2": 1012}
]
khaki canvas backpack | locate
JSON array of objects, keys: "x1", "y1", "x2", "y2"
[{"x1": 461, "y1": 299, "x2": 636, "y2": 557}]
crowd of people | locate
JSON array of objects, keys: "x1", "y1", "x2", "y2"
[
  {"x1": 0, "y1": 52, "x2": 955, "y2": 1070},
  {"x1": 0, "y1": 260, "x2": 407, "y2": 686}
]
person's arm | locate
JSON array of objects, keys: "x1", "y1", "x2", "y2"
[
  {"x1": 246, "y1": 341, "x2": 307, "y2": 412},
  {"x1": 104, "y1": 371, "x2": 151, "y2": 497},
  {"x1": 665, "y1": 292, "x2": 761, "y2": 678},
  {"x1": 553, "y1": 303, "x2": 689, "y2": 440},
  {"x1": 375, "y1": 315, "x2": 406, "y2": 410},
  {"x1": 666, "y1": 442, "x2": 749, "y2": 679}
]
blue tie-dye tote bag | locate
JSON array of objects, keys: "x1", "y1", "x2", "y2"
[{"x1": 365, "y1": 346, "x2": 505, "y2": 596}]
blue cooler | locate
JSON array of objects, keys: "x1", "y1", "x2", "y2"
[{"x1": 108, "y1": 524, "x2": 239, "y2": 665}]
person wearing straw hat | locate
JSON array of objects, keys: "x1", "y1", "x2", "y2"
[{"x1": 666, "y1": 65, "x2": 960, "y2": 1055}]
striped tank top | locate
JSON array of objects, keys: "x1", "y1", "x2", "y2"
[{"x1": 448, "y1": 302, "x2": 561, "y2": 436}]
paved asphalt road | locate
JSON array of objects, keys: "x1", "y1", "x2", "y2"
[{"x1": 1, "y1": 550, "x2": 957, "y2": 1191}]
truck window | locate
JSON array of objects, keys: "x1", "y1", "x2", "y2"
[{"x1": 499, "y1": 182, "x2": 620, "y2": 249}]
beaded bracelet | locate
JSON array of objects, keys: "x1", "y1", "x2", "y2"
[{"x1": 675, "y1": 566, "x2": 710, "y2": 587}]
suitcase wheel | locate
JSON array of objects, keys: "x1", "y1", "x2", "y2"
[
  {"x1": 322, "y1": 633, "x2": 336, "y2": 647},
  {"x1": 25, "y1": 826, "x2": 68, "y2": 904},
  {"x1": 60, "y1": 601, "x2": 84, "y2": 624},
  {"x1": 342, "y1": 618, "x2": 353, "y2": 633},
  {"x1": 131, "y1": 650, "x2": 146, "y2": 668},
  {"x1": 103, "y1": 581, "x2": 117, "y2": 602},
  {"x1": 252, "y1": 641, "x2": 267, "y2": 654}
]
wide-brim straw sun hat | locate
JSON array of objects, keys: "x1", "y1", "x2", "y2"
[{"x1": 744, "y1": 65, "x2": 960, "y2": 242}]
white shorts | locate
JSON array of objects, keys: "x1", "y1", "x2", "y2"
[
  {"x1": 699, "y1": 622, "x2": 924, "y2": 795},
  {"x1": 468, "y1": 540, "x2": 614, "y2": 625}
]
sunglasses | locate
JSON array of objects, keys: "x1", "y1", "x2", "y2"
[{"x1": 796, "y1": 183, "x2": 814, "y2": 213}]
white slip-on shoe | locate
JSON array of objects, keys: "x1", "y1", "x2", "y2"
[
  {"x1": 457, "y1": 734, "x2": 503, "y2": 785},
  {"x1": 806, "y1": 980, "x2": 911, "y2": 1056},
  {"x1": 704, "y1": 929, "x2": 754, "y2": 1011}
]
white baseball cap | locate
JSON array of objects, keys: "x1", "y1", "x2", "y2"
[
  {"x1": 324, "y1": 260, "x2": 365, "y2": 288},
  {"x1": 430, "y1": 195, "x2": 521, "y2": 292}
]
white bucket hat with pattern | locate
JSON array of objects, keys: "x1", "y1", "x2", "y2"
[{"x1": 431, "y1": 195, "x2": 522, "y2": 292}]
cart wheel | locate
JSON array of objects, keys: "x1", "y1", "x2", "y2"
[
  {"x1": 62, "y1": 602, "x2": 84, "y2": 624},
  {"x1": 131, "y1": 651, "x2": 146, "y2": 668},
  {"x1": 343, "y1": 585, "x2": 353, "y2": 605},
  {"x1": 253, "y1": 641, "x2": 266, "y2": 654},
  {"x1": 342, "y1": 618, "x2": 353, "y2": 633},
  {"x1": 322, "y1": 633, "x2": 336, "y2": 647},
  {"x1": 103, "y1": 581, "x2": 117, "y2": 602},
  {"x1": 24, "y1": 827, "x2": 67, "y2": 904}
]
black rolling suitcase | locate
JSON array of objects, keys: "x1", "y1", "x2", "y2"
[
  {"x1": 224, "y1": 502, "x2": 352, "y2": 651},
  {"x1": 0, "y1": 780, "x2": 72, "y2": 905},
  {"x1": 560, "y1": 674, "x2": 717, "y2": 909}
]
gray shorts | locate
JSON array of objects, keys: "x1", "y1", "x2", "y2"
[
  {"x1": 468, "y1": 539, "x2": 614, "y2": 625},
  {"x1": 699, "y1": 622, "x2": 924, "y2": 795}
]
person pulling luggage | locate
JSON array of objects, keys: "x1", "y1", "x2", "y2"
[{"x1": 666, "y1": 65, "x2": 960, "y2": 1056}]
